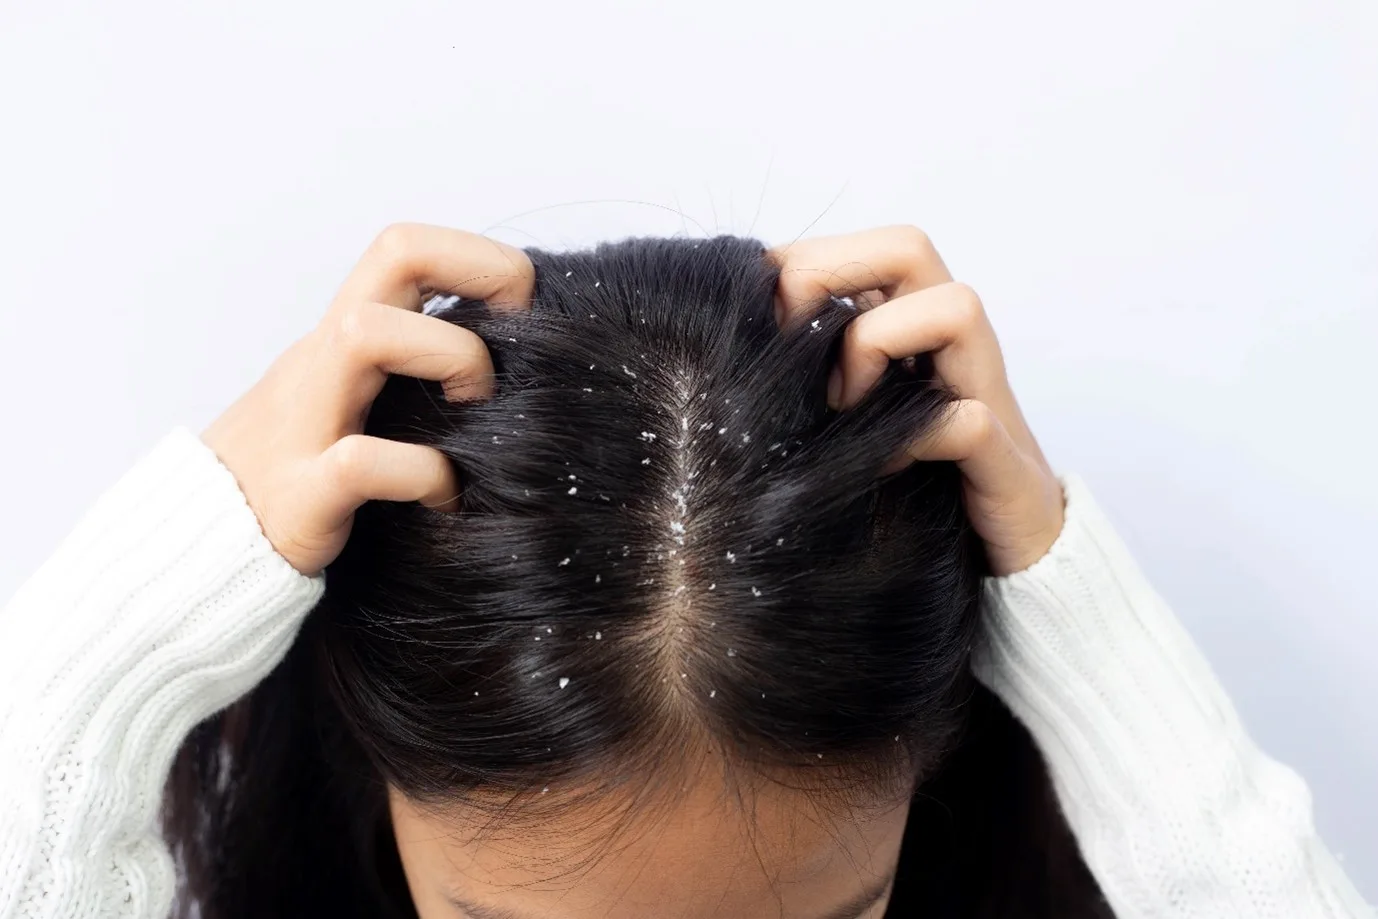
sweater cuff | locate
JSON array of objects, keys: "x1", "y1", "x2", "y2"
[
  {"x1": 974, "y1": 474, "x2": 1252, "y2": 792},
  {"x1": 974, "y1": 475, "x2": 1372, "y2": 916},
  {"x1": 0, "y1": 427, "x2": 324, "y2": 912}
]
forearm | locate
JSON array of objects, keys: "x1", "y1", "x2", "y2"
[
  {"x1": 0, "y1": 428, "x2": 324, "y2": 919},
  {"x1": 975, "y1": 475, "x2": 1373, "y2": 918}
]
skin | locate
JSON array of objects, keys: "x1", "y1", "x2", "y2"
[
  {"x1": 389, "y1": 781, "x2": 909, "y2": 919},
  {"x1": 202, "y1": 222, "x2": 1064, "y2": 919}
]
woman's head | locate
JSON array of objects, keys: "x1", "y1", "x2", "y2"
[
  {"x1": 325, "y1": 236, "x2": 980, "y2": 917},
  {"x1": 166, "y1": 235, "x2": 1106, "y2": 919}
]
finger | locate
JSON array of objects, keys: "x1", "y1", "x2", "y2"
[
  {"x1": 833, "y1": 282, "x2": 1003, "y2": 410},
  {"x1": 851, "y1": 288, "x2": 887, "y2": 311},
  {"x1": 316, "y1": 435, "x2": 461, "y2": 527},
  {"x1": 768, "y1": 225, "x2": 952, "y2": 326},
  {"x1": 317, "y1": 300, "x2": 496, "y2": 413},
  {"x1": 336, "y1": 223, "x2": 535, "y2": 312},
  {"x1": 892, "y1": 400, "x2": 1027, "y2": 504}
]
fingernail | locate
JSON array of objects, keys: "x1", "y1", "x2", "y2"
[{"x1": 827, "y1": 365, "x2": 843, "y2": 408}]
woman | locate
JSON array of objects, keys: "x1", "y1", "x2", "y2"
[{"x1": 0, "y1": 224, "x2": 1368, "y2": 919}]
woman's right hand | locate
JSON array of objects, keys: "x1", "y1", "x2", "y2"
[{"x1": 200, "y1": 223, "x2": 534, "y2": 577}]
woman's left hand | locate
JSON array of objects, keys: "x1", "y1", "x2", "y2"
[{"x1": 768, "y1": 225, "x2": 1064, "y2": 576}]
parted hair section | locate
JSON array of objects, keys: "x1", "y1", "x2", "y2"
[
  {"x1": 320, "y1": 235, "x2": 986, "y2": 807},
  {"x1": 164, "y1": 235, "x2": 1110, "y2": 919}
]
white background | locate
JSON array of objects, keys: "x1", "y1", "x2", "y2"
[{"x1": 1, "y1": 0, "x2": 1374, "y2": 896}]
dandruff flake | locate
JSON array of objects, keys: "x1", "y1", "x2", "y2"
[{"x1": 558, "y1": 677, "x2": 570, "y2": 689}]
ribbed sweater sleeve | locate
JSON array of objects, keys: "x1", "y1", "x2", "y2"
[
  {"x1": 0, "y1": 434, "x2": 1369, "y2": 917},
  {"x1": 0, "y1": 427, "x2": 324, "y2": 919},
  {"x1": 975, "y1": 474, "x2": 1373, "y2": 918}
]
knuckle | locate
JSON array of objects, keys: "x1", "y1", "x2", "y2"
[
  {"x1": 892, "y1": 224, "x2": 935, "y2": 260},
  {"x1": 946, "y1": 282, "x2": 987, "y2": 328},
  {"x1": 962, "y1": 400, "x2": 999, "y2": 444},
  {"x1": 369, "y1": 222, "x2": 422, "y2": 263},
  {"x1": 324, "y1": 435, "x2": 371, "y2": 485},
  {"x1": 330, "y1": 300, "x2": 374, "y2": 355}
]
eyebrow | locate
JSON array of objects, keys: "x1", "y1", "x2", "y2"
[
  {"x1": 813, "y1": 869, "x2": 897, "y2": 919},
  {"x1": 445, "y1": 896, "x2": 526, "y2": 919},
  {"x1": 446, "y1": 868, "x2": 897, "y2": 919}
]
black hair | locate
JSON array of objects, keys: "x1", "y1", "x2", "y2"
[{"x1": 164, "y1": 235, "x2": 1110, "y2": 918}]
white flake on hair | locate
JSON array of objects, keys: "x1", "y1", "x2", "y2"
[
  {"x1": 516, "y1": 413, "x2": 526, "y2": 419},
  {"x1": 741, "y1": 433, "x2": 750, "y2": 443},
  {"x1": 718, "y1": 427, "x2": 727, "y2": 435},
  {"x1": 709, "y1": 690, "x2": 716, "y2": 698},
  {"x1": 810, "y1": 319, "x2": 821, "y2": 331},
  {"x1": 622, "y1": 365, "x2": 637, "y2": 378},
  {"x1": 565, "y1": 270, "x2": 573, "y2": 277},
  {"x1": 594, "y1": 280, "x2": 601, "y2": 287},
  {"x1": 776, "y1": 538, "x2": 785, "y2": 546},
  {"x1": 590, "y1": 364, "x2": 596, "y2": 370},
  {"x1": 558, "y1": 677, "x2": 570, "y2": 689},
  {"x1": 640, "y1": 431, "x2": 657, "y2": 442},
  {"x1": 595, "y1": 631, "x2": 602, "y2": 639},
  {"x1": 709, "y1": 583, "x2": 716, "y2": 590},
  {"x1": 725, "y1": 551, "x2": 736, "y2": 563},
  {"x1": 642, "y1": 457, "x2": 651, "y2": 465},
  {"x1": 583, "y1": 387, "x2": 594, "y2": 393},
  {"x1": 726, "y1": 648, "x2": 736, "y2": 657},
  {"x1": 595, "y1": 574, "x2": 602, "y2": 584},
  {"x1": 542, "y1": 785, "x2": 550, "y2": 793},
  {"x1": 568, "y1": 487, "x2": 578, "y2": 495},
  {"x1": 751, "y1": 587, "x2": 762, "y2": 597},
  {"x1": 546, "y1": 627, "x2": 553, "y2": 634},
  {"x1": 559, "y1": 558, "x2": 571, "y2": 567}
]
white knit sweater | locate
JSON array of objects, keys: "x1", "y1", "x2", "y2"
[{"x1": 0, "y1": 428, "x2": 1370, "y2": 918}]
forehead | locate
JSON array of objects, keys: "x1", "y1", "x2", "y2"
[{"x1": 388, "y1": 774, "x2": 909, "y2": 919}]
